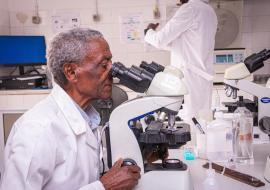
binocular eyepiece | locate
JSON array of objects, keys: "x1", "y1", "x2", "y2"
[
  {"x1": 244, "y1": 49, "x2": 270, "y2": 73},
  {"x1": 110, "y1": 61, "x2": 164, "y2": 93}
]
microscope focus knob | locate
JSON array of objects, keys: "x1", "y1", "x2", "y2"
[
  {"x1": 259, "y1": 117, "x2": 270, "y2": 134},
  {"x1": 121, "y1": 158, "x2": 137, "y2": 167}
]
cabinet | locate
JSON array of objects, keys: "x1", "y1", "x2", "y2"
[{"x1": 0, "y1": 89, "x2": 50, "y2": 179}]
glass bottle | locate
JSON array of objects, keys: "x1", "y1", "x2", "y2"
[{"x1": 232, "y1": 96, "x2": 254, "y2": 164}]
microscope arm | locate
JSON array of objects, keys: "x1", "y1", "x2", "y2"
[{"x1": 224, "y1": 79, "x2": 268, "y2": 98}]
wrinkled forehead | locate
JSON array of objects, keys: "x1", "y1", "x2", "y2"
[
  {"x1": 83, "y1": 38, "x2": 112, "y2": 62},
  {"x1": 87, "y1": 38, "x2": 110, "y2": 53}
]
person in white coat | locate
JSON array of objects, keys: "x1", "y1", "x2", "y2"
[
  {"x1": 0, "y1": 28, "x2": 140, "y2": 190},
  {"x1": 144, "y1": 0, "x2": 217, "y2": 119}
]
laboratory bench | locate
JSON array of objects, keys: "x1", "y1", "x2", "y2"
[{"x1": 170, "y1": 143, "x2": 270, "y2": 190}]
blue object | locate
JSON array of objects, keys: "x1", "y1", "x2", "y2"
[
  {"x1": 183, "y1": 150, "x2": 195, "y2": 160},
  {"x1": 0, "y1": 35, "x2": 46, "y2": 66}
]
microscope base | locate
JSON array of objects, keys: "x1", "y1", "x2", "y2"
[{"x1": 134, "y1": 169, "x2": 193, "y2": 190}]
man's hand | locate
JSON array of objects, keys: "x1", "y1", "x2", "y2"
[
  {"x1": 144, "y1": 23, "x2": 159, "y2": 35},
  {"x1": 143, "y1": 144, "x2": 169, "y2": 163},
  {"x1": 100, "y1": 159, "x2": 141, "y2": 190}
]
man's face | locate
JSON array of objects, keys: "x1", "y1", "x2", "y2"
[{"x1": 74, "y1": 38, "x2": 113, "y2": 100}]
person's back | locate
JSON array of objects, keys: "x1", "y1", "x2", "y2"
[
  {"x1": 144, "y1": 0, "x2": 218, "y2": 119},
  {"x1": 170, "y1": 0, "x2": 217, "y2": 75}
]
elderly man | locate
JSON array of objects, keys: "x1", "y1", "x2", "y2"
[{"x1": 0, "y1": 28, "x2": 140, "y2": 190}]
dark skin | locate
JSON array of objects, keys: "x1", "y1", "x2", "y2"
[
  {"x1": 62, "y1": 38, "x2": 141, "y2": 190},
  {"x1": 144, "y1": 0, "x2": 189, "y2": 35}
]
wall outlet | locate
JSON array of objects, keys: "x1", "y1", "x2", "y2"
[{"x1": 32, "y1": 15, "x2": 41, "y2": 24}]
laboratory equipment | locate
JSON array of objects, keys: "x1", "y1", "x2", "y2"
[
  {"x1": 202, "y1": 164, "x2": 219, "y2": 190},
  {"x1": 213, "y1": 48, "x2": 245, "y2": 84},
  {"x1": 0, "y1": 35, "x2": 47, "y2": 75},
  {"x1": 224, "y1": 49, "x2": 270, "y2": 181},
  {"x1": 0, "y1": 36, "x2": 48, "y2": 89},
  {"x1": 232, "y1": 96, "x2": 254, "y2": 164},
  {"x1": 192, "y1": 117, "x2": 205, "y2": 134},
  {"x1": 224, "y1": 49, "x2": 270, "y2": 136},
  {"x1": 107, "y1": 62, "x2": 193, "y2": 190},
  {"x1": 206, "y1": 112, "x2": 233, "y2": 163}
]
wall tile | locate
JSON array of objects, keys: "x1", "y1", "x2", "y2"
[
  {"x1": 251, "y1": 32, "x2": 270, "y2": 48},
  {"x1": 9, "y1": 11, "x2": 49, "y2": 27},
  {"x1": 248, "y1": 0, "x2": 270, "y2": 16},
  {"x1": 0, "y1": 0, "x2": 8, "y2": 10},
  {"x1": 250, "y1": 16, "x2": 270, "y2": 32},
  {"x1": 0, "y1": 27, "x2": 10, "y2": 34},
  {"x1": 0, "y1": 10, "x2": 10, "y2": 26},
  {"x1": 242, "y1": 16, "x2": 251, "y2": 33},
  {"x1": 243, "y1": 0, "x2": 252, "y2": 17},
  {"x1": 10, "y1": 26, "x2": 24, "y2": 35},
  {"x1": 241, "y1": 32, "x2": 252, "y2": 49}
]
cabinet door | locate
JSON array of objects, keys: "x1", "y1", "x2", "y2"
[{"x1": 3, "y1": 113, "x2": 23, "y2": 143}]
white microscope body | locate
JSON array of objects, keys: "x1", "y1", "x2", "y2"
[
  {"x1": 224, "y1": 49, "x2": 270, "y2": 182},
  {"x1": 109, "y1": 64, "x2": 193, "y2": 190}
]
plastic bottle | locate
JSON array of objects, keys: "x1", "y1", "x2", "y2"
[
  {"x1": 232, "y1": 96, "x2": 254, "y2": 164},
  {"x1": 206, "y1": 112, "x2": 233, "y2": 162}
]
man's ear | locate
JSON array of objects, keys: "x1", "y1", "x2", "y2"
[{"x1": 63, "y1": 63, "x2": 78, "y2": 83}]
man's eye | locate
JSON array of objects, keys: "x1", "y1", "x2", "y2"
[{"x1": 101, "y1": 63, "x2": 107, "y2": 69}]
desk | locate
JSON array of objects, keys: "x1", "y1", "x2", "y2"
[{"x1": 174, "y1": 144, "x2": 270, "y2": 190}]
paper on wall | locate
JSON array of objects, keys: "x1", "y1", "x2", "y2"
[
  {"x1": 120, "y1": 13, "x2": 143, "y2": 43},
  {"x1": 51, "y1": 12, "x2": 81, "y2": 33}
]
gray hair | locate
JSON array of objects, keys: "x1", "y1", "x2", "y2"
[{"x1": 47, "y1": 28, "x2": 104, "y2": 87}]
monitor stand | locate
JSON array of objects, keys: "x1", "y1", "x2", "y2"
[{"x1": 18, "y1": 66, "x2": 25, "y2": 76}]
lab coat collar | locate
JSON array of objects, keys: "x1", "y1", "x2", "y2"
[
  {"x1": 51, "y1": 82, "x2": 89, "y2": 136},
  {"x1": 190, "y1": 0, "x2": 209, "y2": 3}
]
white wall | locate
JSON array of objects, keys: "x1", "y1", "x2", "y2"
[
  {"x1": 3, "y1": 0, "x2": 270, "y2": 74},
  {"x1": 0, "y1": 0, "x2": 10, "y2": 34},
  {"x1": 242, "y1": 0, "x2": 270, "y2": 74},
  {"x1": 7, "y1": 0, "x2": 177, "y2": 68},
  {"x1": 0, "y1": 0, "x2": 11, "y2": 76}
]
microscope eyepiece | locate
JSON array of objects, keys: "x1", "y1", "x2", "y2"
[
  {"x1": 140, "y1": 61, "x2": 164, "y2": 75},
  {"x1": 110, "y1": 62, "x2": 155, "y2": 93},
  {"x1": 244, "y1": 49, "x2": 270, "y2": 73}
]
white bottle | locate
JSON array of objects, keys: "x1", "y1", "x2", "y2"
[
  {"x1": 206, "y1": 112, "x2": 233, "y2": 162},
  {"x1": 233, "y1": 96, "x2": 254, "y2": 164}
]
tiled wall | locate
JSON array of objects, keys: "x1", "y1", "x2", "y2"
[
  {"x1": 1, "y1": 0, "x2": 270, "y2": 74},
  {"x1": 242, "y1": 0, "x2": 270, "y2": 74},
  {"x1": 0, "y1": 0, "x2": 10, "y2": 35},
  {"x1": 7, "y1": 0, "x2": 176, "y2": 68},
  {"x1": 0, "y1": 0, "x2": 11, "y2": 76}
]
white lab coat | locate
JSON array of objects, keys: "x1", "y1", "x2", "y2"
[
  {"x1": 0, "y1": 83, "x2": 105, "y2": 190},
  {"x1": 145, "y1": 0, "x2": 217, "y2": 119}
]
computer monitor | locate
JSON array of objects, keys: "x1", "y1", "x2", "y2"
[{"x1": 0, "y1": 35, "x2": 47, "y2": 75}]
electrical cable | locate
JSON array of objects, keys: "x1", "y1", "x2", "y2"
[{"x1": 8, "y1": 66, "x2": 18, "y2": 76}]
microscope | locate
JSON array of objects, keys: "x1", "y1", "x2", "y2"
[
  {"x1": 223, "y1": 49, "x2": 270, "y2": 182},
  {"x1": 107, "y1": 62, "x2": 193, "y2": 190}
]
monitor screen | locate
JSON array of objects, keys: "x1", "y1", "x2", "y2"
[{"x1": 0, "y1": 35, "x2": 47, "y2": 66}]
